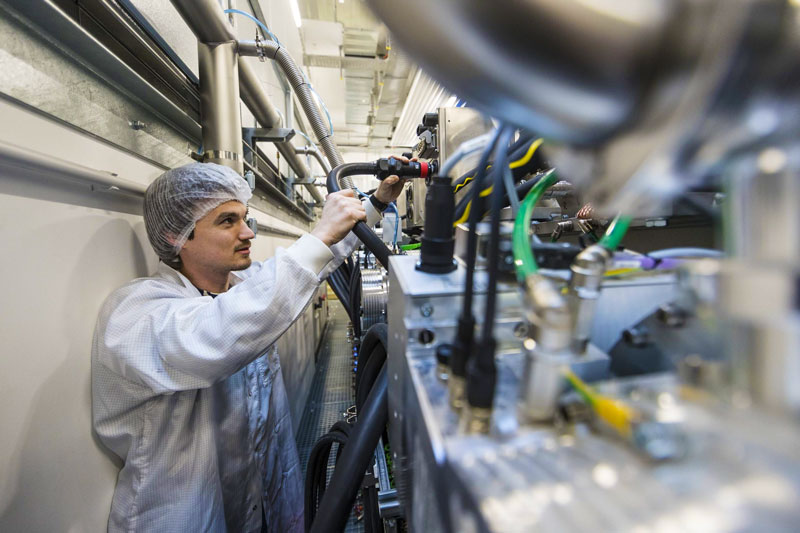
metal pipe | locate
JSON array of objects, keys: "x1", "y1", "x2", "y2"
[
  {"x1": 242, "y1": 160, "x2": 312, "y2": 222},
  {"x1": 198, "y1": 41, "x2": 243, "y2": 174},
  {"x1": 168, "y1": 0, "x2": 321, "y2": 201},
  {"x1": 0, "y1": 139, "x2": 147, "y2": 196},
  {"x1": 251, "y1": 41, "x2": 346, "y2": 176},
  {"x1": 295, "y1": 145, "x2": 331, "y2": 174}
]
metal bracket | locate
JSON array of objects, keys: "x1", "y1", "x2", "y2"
[
  {"x1": 242, "y1": 128, "x2": 296, "y2": 166},
  {"x1": 242, "y1": 127, "x2": 295, "y2": 144}
]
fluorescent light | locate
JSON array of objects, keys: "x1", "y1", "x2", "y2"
[
  {"x1": 391, "y1": 70, "x2": 452, "y2": 147},
  {"x1": 445, "y1": 95, "x2": 458, "y2": 108},
  {"x1": 289, "y1": 0, "x2": 302, "y2": 27}
]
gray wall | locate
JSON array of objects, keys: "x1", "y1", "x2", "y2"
[{"x1": 0, "y1": 1, "x2": 326, "y2": 530}]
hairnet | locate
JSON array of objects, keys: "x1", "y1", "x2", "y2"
[{"x1": 143, "y1": 162, "x2": 252, "y2": 265}]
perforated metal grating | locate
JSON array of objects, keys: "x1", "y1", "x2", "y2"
[{"x1": 296, "y1": 306, "x2": 363, "y2": 532}]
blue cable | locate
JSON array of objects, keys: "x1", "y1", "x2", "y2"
[
  {"x1": 223, "y1": 9, "x2": 281, "y2": 44},
  {"x1": 308, "y1": 85, "x2": 335, "y2": 135},
  {"x1": 296, "y1": 130, "x2": 315, "y2": 147},
  {"x1": 386, "y1": 202, "x2": 399, "y2": 243}
]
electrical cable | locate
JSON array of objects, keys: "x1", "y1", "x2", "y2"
[
  {"x1": 480, "y1": 126, "x2": 514, "y2": 344},
  {"x1": 355, "y1": 324, "x2": 388, "y2": 397},
  {"x1": 309, "y1": 365, "x2": 388, "y2": 533},
  {"x1": 563, "y1": 369, "x2": 636, "y2": 439},
  {"x1": 349, "y1": 263, "x2": 362, "y2": 339},
  {"x1": 453, "y1": 138, "x2": 545, "y2": 226},
  {"x1": 327, "y1": 269, "x2": 352, "y2": 318},
  {"x1": 452, "y1": 136, "x2": 543, "y2": 194},
  {"x1": 502, "y1": 157, "x2": 520, "y2": 215},
  {"x1": 465, "y1": 126, "x2": 514, "y2": 415},
  {"x1": 447, "y1": 127, "x2": 504, "y2": 396},
  {"x1": 304, "y1": 420, "x2": 352, "y2": 531}
]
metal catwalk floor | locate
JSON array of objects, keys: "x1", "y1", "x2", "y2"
[{"x1": 296, "y1": 305, "x2": 363, "y2": 532}]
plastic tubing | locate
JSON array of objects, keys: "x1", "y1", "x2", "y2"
[
  {"x1": 597, "y1": 214, "x2": 632, "y2": 251},
  {"x1": 648, "y1": 247, "x2": 723, "y2": 259},
  {"x1": 512, "y1": 170, "x2": 559, "y2": 280},
  {"x1": 223, "y1": 8, "x2": 281, "y2": 43}
]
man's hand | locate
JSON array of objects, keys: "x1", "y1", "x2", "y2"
[
  {"x1": 374, "y1": 155, "x2": 415, "y2": 204},
  {"x1": 311, "y1": 189, "x2": 367, "y2": 247}
]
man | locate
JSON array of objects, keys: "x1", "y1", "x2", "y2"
[{"x1": 91, "y1": 161, "x2": 407, "y2": 532}]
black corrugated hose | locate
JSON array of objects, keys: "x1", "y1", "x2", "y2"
[{"x1": 308, "y1": 364, "x2": 389, "y2": 533}]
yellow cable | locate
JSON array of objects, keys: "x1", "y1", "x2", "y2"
[
  {"x1": 563, "y1": 368, "x2": 636, "y2": 439},
  {"x1": 452, "y1": 138, "x2": 544, "y2": 227},
  {"x1": 509, "y1": 138, "x2": 544, "y2": 169}
]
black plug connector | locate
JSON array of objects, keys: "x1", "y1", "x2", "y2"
[
  {"x1": 465, "y1": 337, "x2": 497, "y2": 412},
  {"x1": 375, "y1": 158, "x2": 436, "y2": 181}
]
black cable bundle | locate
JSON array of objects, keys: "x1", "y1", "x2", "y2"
[
  {"x1": 327, "y1": 263, "x2": 352, "y2": 319},
  {"x1": 356, "y1": 324, "x2": 388, "y2": 412},
  {"x1": 309, "y1": 365, "x2": 389, "y2": 533},
  {"x1": 304, "y1": 420, "x2": 352, "y2": 532},
  {"x1": 348, "y1": 263, "x2": 362, "y2": 340}
]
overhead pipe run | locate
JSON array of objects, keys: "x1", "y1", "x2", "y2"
[
  {"x1": 237, "y1": 39, "x2": 347, "y2": 184},
  {"x1": 168, "y1": 0, "x2": 323, "y2": 204}
]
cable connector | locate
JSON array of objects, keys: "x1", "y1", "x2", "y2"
[
  {"x1": 375, "y1": 158, "x2": 436, "y2": 181},
  {"x1": 464, "y1": 336, "x2": 497, "y2": 432},
  {"x1": 448, "y1": 315, "x2": 475, "y2": 410}
]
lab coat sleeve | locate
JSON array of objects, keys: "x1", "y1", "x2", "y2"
[{"x1": 97, "y1": 240, "x2": 329, "y2": 394}]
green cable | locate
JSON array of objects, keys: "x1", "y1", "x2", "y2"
[
  {"x1": 597, "y1": 214, "x2": 632, "y2": 251},
  {"x1": 512, "y1": 170, "x2": 559, "y2": 280},
  {"x1": 401, "y1": 243, "x2": 421, "y2": 251}
]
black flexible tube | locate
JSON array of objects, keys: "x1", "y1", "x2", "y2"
[
  {"x1": 356, "y1": 324, "x2": 388, "y2": 395},
  {"x1": 327, "y1": 162, "x2": 394, "y2": 270},
  {"x1": 309, "y1": 364, "x2": 389, "y2": 533},
  {"x1": 304, "y1": 421, "x2": 352, "y2": 531},
  {"x1": 357, "y1": 343, "x2": 386, "y2": 411},
  {"x1": 349, "y1": 264, "x2": 362, "y2": 339},
  {"x1": 326, "y1": 273, "x2": 352, "y2": 319}
]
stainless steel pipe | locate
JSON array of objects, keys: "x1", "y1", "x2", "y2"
[
  {"x1": 294, "y1": 145, "x2": 331, "y2": 174},
  {"x1": 169, "y1": 0, "x2": 323, "y2": 203},
  {"x1": 198, "y1": 41, "x2": 243, "y2": 174}
]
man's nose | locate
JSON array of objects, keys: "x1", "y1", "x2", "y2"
[{"x1": 240, "y1": 219, "x2": 256, "y2": 240}]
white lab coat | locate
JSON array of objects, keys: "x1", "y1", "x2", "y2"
[{"x1": 92, "y1": 204, "x2": 380, "y2": 532}]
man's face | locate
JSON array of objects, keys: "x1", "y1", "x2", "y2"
[{"x1": 179, "y1": 200, "x2": 255, "y2": 276}]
